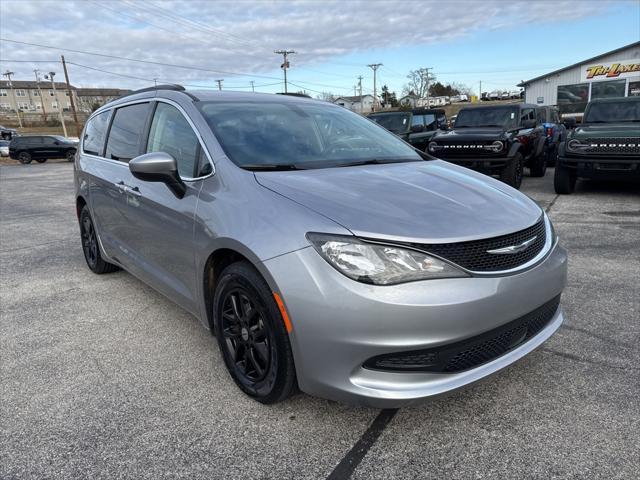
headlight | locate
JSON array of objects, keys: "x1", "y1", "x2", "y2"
[
  {"x1": 307, "y1": 233, "x2": 468, "y2": 285},
  {"x1": 567, "y1": 139, "x2": 590, "y2": 152},
  {"x1": 428, "y1": 141, "x2": 440, "y2": 151},
  {"x1": 488, "y1": 140, "x2": 503, "y2": 152}
]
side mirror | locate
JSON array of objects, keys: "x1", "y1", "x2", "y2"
[
  {"x1": 129, "y1": 152, "x2": 186, "y2": 198},
  {"x1": 562, "y1": 117, "x2": 577, "y2": 129},
  {"x1": 521, "y1": 119, "x2": 536, "y2": 129},
  {"x1": 410, "y1": 124, "x2": 425, "y2": 133}
]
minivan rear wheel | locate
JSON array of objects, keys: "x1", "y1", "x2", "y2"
[
  {"x1": 18, "y1": 152, "x2": 32, "y2": 164},
  {"x1": 213, "y1": 262, "x2": 297, "y2": 404},
  {"x1": 79, "y1": 206, "x2": 119, "y2": 274}
]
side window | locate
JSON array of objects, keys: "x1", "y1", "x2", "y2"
[
  {"x1": 146, "y1": 102, "x2": 201, "y2": 178},
  {"x1": 105, "y1": 103, "x2": 150, "y2": 162},
  {"x1": 536, "y1": 108, "x2": 546, "y2": 123},
  {"x1": 520, "y1": 108, "x2": 535, "y2": 124},
  {"x1": 42, "y1": 137, "x2": 57, "y2": 146},
  {"x1": 411, "y1": 114, "x2": 424, "y2": 128},
  {"x1": 83, "y1": 110, "x2": 111, "y2": 156}
]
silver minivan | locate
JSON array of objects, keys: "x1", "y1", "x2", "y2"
[{"x1": 75, "y1": 85, "x2": 567, "y2": 407}]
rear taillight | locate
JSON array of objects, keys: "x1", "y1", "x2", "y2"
[{"x1": 546, "y1": 127, "x2": 553, "y2": 137}]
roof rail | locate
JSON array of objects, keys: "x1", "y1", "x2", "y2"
[{"x1": 118, "y1": 84, "x2": 185, "y2": 100}]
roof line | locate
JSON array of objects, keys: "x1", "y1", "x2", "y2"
[{"x1": 518, "y1": 41, "x2": 640, "y2": 87}]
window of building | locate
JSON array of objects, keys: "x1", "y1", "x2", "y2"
[
  {"x1": 17, "y1": 102, "x2": 30, "y2": 110},
  {"x1": 51, "y1": 102, "x2": 58, "y2": 109},
  {"x1": 33, "y1": 90, "x2": 40, "y2": 97},
  {"x1": 83, "y1": 110, "x2": 111, "y2": 156},
  {"x1": 591, "y1": 80, "x2": 626, "y2": 100},
  {"x1": 0, "y1": 90, "x2": 7, "y2": 97},
  {"x1": 105, "y1": 102, "x2": 150, "y2": 162},
  {"x1": 557, "y1": 83, "x2": 589, "y2": 115},
  {"x1": 147, "y1": 102, "x2": 201, "y2": 177},
  {"x1": 65, "y1": 91, "x2": 69, "y2": 96},
  {"x1": 629, "y1": 81, "x2": 640, "y2": 97},
  {"x1": 16, "y1": 89, "x2": 26, "y2": 97},
  {"x1": 0, "y1": 103, "x2": 10, "y2": 110},
  {"x1": 49, "y1": 90, "x2": 55, "y2": 96}
]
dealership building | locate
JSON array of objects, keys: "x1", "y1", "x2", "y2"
[{"x1": 519, "y1": 42, "x2": 640, "y2": 116}]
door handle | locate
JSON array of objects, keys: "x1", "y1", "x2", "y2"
[
  {"x1": 123, "y1": 185, "x2": 142, "y2": 197},
  {"x1": 115, "y1": 180, "x2": 127, "y2": 192}
]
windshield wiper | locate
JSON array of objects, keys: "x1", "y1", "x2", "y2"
[
  {"x1": 335, "y1": 158, "x2": 417, "y2": 168},
  {"x1": 241, "y1": 163, "x2": 306, "y2": 171}
]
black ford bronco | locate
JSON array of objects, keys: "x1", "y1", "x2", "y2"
[
  {"x1": 428, "y1": 104, "x2": 547, "y2": 189},
  {"x1": 554, "y1": 96, "x2": 640, "y2": 194},
  {"x1": 368, "y1": 108, "x2": 447, "y2": 152}
]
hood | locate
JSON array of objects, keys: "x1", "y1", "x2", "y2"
[
  {"x1": 434, "y1": 127, "x2": 507, "y2": 143},
  {"x1": 571, "y1": 123, "x2": 640, "y2": 139},
  {"x1": 254, "y1": 160, "x2": 542, "y2": 244}
]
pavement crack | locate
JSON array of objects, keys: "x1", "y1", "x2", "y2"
[
  {"x1": 326, "y1": 409, "x2": 398, "y2": 480},
  {"x1": 561, "y1": 324, "x2": 633, "y2": 350},
  {"x1": 541, "y1": 347, "x2": 638, "y2": 371},
  {"x1": 545, "y1": 194, "x2": 560, "y2": 213}
]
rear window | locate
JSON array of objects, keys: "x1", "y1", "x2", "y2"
[
  {"x1": 83, "y1": 111, "x2": 111, "y2": 156},
  {"x1": 105, "y1": 103, "x2": 150, "y2": 162}
]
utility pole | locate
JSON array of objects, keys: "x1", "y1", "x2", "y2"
[
  {"x1": 250, "y1": 81, "x2": 255, "y2": 93},
  {"x1": 44, "y1": 72, "x2": 67, "y2": 137},
  {"x1": 2, "y1": 70, "x2": 23, "y2": 128},
  {"x1": 479, "y1": 80, "x2": 482, "y2": 102},
  {"x1": 215, "y1": 79, "x2": 223, "y2": 91},
  {"x1": 357, "y1": 75, "x2": 363, "y2": 113},
  {"x1": 61, "y1": 56, "x2": 81, "y2": 138},
  {"x1": 275, "y1": 50, "x2": 295, "y2": 93},
  {"x1": 34, "y1": 69, "x2": 48, "y2": 122},
  {"x1": 367, "y1": 64, "x2": 382, "y2": 112},
  {"x1": 423, "y1": 67, "x2": 433, "y2": 107}
]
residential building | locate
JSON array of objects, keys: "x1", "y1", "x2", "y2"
[
  {"x1": 0, "y1": 80, "x2": 78, "y2": 114},
  {"x1": 518, "y1": 41, "x2": 640, "y2": 117},
  {"x1": 333, "y1": 94, "x2": 374, "y2": 113},
  {"x1": 76, "y1": 88, "x2": 131, "y2": 112}
]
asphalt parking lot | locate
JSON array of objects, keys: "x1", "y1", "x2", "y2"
[{"x1": 1, "y1": 162, "x2": 638, "y2": 479}]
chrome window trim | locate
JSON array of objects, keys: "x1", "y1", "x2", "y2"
[{"x1": 82, "y1": 96, "x2": 215, "y2": 182}]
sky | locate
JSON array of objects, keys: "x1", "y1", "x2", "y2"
[{"x1": 1, "y1": 0, "x2": 639, "y2": 98}]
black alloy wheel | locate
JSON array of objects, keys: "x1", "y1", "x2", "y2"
[
  {"x1": 79, "y1": 206, "x2": 119, "y2": 274},
  {"x1": 214, "y1": 262, "x2": 296, "y2": 404},
  {"x1": 500, "y1": 152, "x2": 524, "y2": 189},
  {"x1": 18, "y1": 151, "x2": 32, "y2": 164}
]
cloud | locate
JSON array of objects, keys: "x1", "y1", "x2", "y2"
[{"x1": 0, "y1": 0, "x2": 612, "y2": 89}]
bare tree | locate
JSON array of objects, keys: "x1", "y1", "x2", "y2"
[
  {"x1": 402, "y1": 68, "x2": 435, "y2": 97},
  {"x1": 316, "y1": 91, "x2": 337, "y2": 102}
]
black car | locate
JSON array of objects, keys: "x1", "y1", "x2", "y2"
[
  {"x1": 536, "y1": 105, "x2": 567, "y2": 167},
  {"x1": 428, "y1": 104, "x2": 547, "y2": 189},
  {"x1": 368, "y1": 108, "x2": 447, "y2": 151},
  {"x1": 0, "y1": 124, "x2": 17, "y2": 140},
  {"x1": 554, "y1": 96, "x2": 640, "y2": 194},
  {"x1": 9, "y1": 135, "x2": 78, "y2": 164}
]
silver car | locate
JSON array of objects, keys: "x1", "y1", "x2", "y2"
[{"x1": 75, "y1": 86, "x2": 567, "y2": 407}]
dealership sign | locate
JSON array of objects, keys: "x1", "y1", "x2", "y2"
[{"x1": 581, "y1": 58, "x2": 640, "y2": 82}]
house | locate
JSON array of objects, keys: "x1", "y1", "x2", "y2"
[
  {"x1": 333, "y1": 94, "x2": 374, "y2": 113},
  {"x1": 518, "y1": 41, "x2": 640, "y2": 116},
  {"x1": 0, "y1": 80, "x2": 79, "y2": 114},
  {"x1": 76, "y1": 88, "x2": 131, "y2": 112}
]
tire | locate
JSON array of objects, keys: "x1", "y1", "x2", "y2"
[
  {"x1": 66, "y1": 149, "x2": 76, "y2": 162},
  {"x1": 79, "y1": 206, "x2": 119, "y2": 274},
  {"x1": 529, "y1": 150, "x2": 547, "y2": 177},
  {"x1": 546, "y1": 144, "x2": 558, "y2": 168},
  {"x1": 499, "y1": 152, "x2": 524, "y2": 189},
  {"x1": 17, "y1": 151, "x2": 32, "y2": 164},
  {"x1": 554, "y1": 163, "x2": 576, "y2": 194},
  {"x1": 213, "y1": 261, "x2": 297, "y2": 404},
  {"x1": 35, "y1": 158, "x2": 48, "y2": 164}
]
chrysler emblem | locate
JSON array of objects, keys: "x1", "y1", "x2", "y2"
[{"x1": 487, "y1": 236, "x2": 537, "y2": 255}]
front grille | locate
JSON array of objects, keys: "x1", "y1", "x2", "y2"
[
  {"x1": 582, "y1": 137, "x2": 640, "y2": 155},
  {"x1": 434, "y1": 141, "x2": 503, "y2": 157},
  {"x1": 413, "y1": 217, "x2": 546, "y2": 272},
  {"x1": 363, "y1": 295, "x2": 561, "y2": 373}
]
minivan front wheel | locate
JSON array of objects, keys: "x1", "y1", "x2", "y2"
[
  {"x1": 79, "y1": 206, "x2": 119, "y2": 274},
  {"x1": 213, "y1": 262, "x2": 296, "y2": 404}
]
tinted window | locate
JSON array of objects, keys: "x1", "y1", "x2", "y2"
[
  {"x1": 83, "y1": 111, "x2": 110, "y2": 156},
  {"x1": 454, "y1": 107, "x2": 518, "y2": 128},
  {"x1": 411, "y1": 114, "x2": 424, "y2": 127},
  {"x1": 584, "y1": 100, "x2": 640, "y2": 123},
  {"x1": 147, "y1": 103, "x2": 201, "y2": 178},
  {"x1": 199, "y1": 101, "x2": 421, "y2": 169},
  {"x1": 423, "y1": 114, "x2": 437, "y2": 130},
  {"x1": 591, "y1": 80, "x2": 626, "y2": 100},
  {"x1": 105, "y1": 103, "x2": 149, "y2": 162},
  {"x1": 557, "y1": 83, "x2": 589, "y2": 115},
  {"x1": 42, "y1": 137, "x2": 58, "y2": 146},
  {"x1": 520, "y1": 109, "x2": 535, "y2": 123},
  {"x1": 369, "y1": 113, "x2": 410, "y2": 133}
]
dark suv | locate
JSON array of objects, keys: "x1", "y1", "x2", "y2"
[
  {"x1": 9, "y1": 135, "x2": 78, "y2": 164},
  {"x1": 368, "y1": 109, "x2": 447, "y2": 151},
  {"x1": 554, "y1": 96, "x2": 640, "y2": 194},
  {"x1": 428, "y1": 104, "x2": 547, "y2": 189},
  {"x1": 536, "y1": 106, "x2": 566, "y2": 167}
]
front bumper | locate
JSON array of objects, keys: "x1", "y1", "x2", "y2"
[
  {"x1": 558, "y1": 154, "x2": 640, "y2": 178},
  {"x1": 435, "y1": 154, "x2": 512, "y2": 172},
  {"x1": 264, "y1": 240, "x2": 568, "y2": 407}
]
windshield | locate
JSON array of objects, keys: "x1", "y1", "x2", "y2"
[
  {"x1": 454, "y1": 107, "x2": 518, "y2": 128},
  {"x1": 199, "y1": 101, "x2": 422, "y2": 169},
  {"x1": 584, "y1": 101, "x2": 640, "y2": 123},
  {"x1": 369, "y1": 113, "x2": 410, "y2": 133},
  {"x1": 52, "y1": 135, "x2": 73, "y2": 143}
]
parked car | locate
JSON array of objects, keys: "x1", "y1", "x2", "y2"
[
  {"x1": 429, "y1": 104, "x2": 548, "y2": 188},
  {"x1": 554, "y1": 96, "x2": 640, "y2": 194},
  {"x1": 489, "y1": 91, "x2": 500, "y2": 100},
  {"x1": 0, "y1": 124, "x2": 17, "y2": 140},
  {"x1": 76, "y1": 86, "x2": 567, "y2": 407},
  {"x1": 368, "y1": 108, "x2": 447, "y2": 151},
  {"x1": 501, "y1": 92, "x2": 510, "y2": 100},
  {"x1": 0, "y1": 139, "x2": 9, "y2": 157},
  {"x1": 536, "y1": 106, "x2": 567, "y2": 167},
  {"x1": 8, "y1": 135, "x2": 78, "y2": 164}
]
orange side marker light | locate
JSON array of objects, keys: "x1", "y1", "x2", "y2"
[{"x1": 273, "y1": 292, "x2": 293, "y2": 334}]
